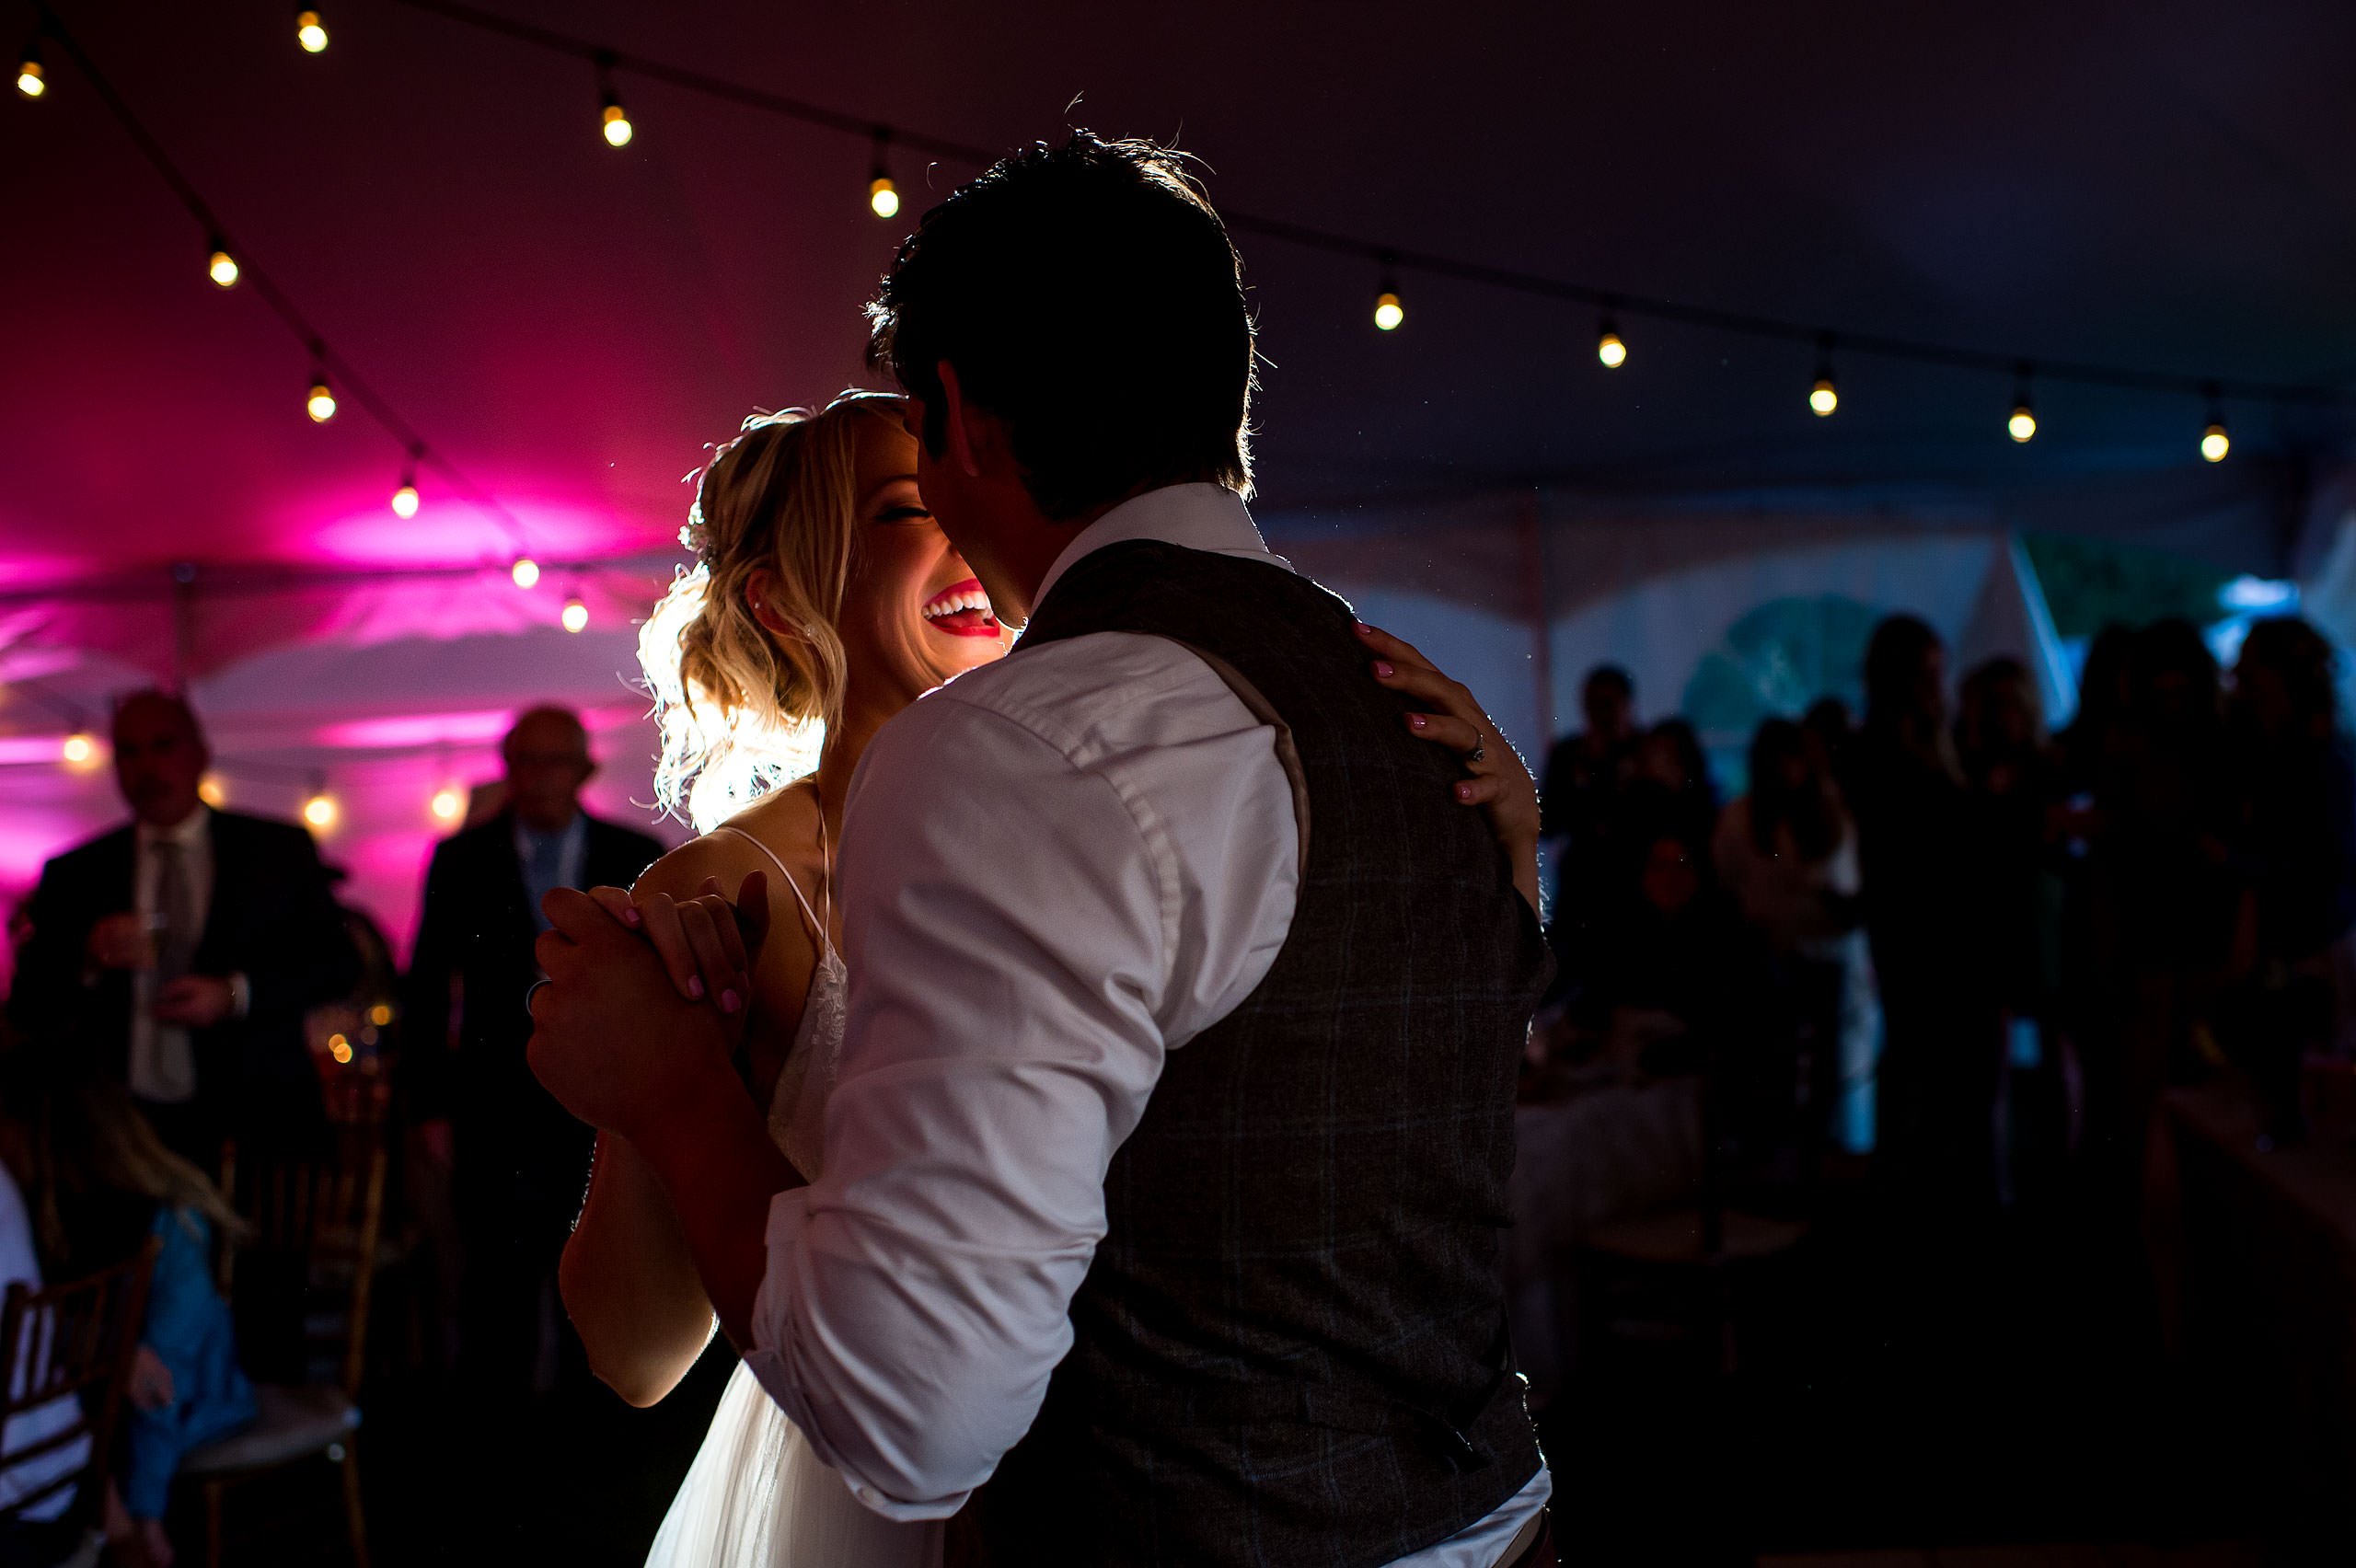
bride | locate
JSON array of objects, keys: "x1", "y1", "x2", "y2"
[{"x1": 561, "y1": 389, "x2": 1544, "y2": 1567}]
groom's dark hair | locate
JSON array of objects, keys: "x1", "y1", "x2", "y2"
[{"x1": 866, "y1": 131, "x2": 1255, "y2": 523}]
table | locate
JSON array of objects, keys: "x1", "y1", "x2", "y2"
[{"x1": 1506, "y1": 1077, "x2": 1702, "y2": 1404}]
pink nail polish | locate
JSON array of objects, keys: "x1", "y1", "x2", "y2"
[
  {"x1": 623, "y1": 907, "x2": 641, "y2": 928},
  {"x1": 1410, "y1": 713, "x2": 1427, "y2": 729},
  {"x1": 1354, "y1": 622, "x2": 1374, "y2": 635},
  {"x1": 1373, "y1": 661, "x2": 1394, "y2": 677},
  {"x1": 720, "y1": 989, "x2": 740, "y2": 1015},
  {"x1": 687, "y1": 975, "x2": 705, "y2": 999},
  {"x1": 1456, "y1": 782, "x2": 1475, "y2": 801}
]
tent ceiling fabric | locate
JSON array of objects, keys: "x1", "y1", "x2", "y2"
[{"x1": 6, "y1": 0, "x2": 2356, "y2": 936}]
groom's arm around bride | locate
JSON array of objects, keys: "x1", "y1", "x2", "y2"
[{"x1": 531, "y1": 133, "x2": 1555, "y2": 1568}]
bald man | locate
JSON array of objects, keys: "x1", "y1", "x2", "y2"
[
  {"x1": 7, "y1": 692, "x2": 359, "y2": 1167},
  {"x1": 402, "y1": 707, "x2": 663, "y2": 1401}
]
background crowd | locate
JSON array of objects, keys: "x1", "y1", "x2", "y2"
[
  {"x1": 1536, "y1": 611, "x2": 2356, "y2": 1223},
  {"x1": 1, "y1": 606, "x2": 2350, "y2": 1562}
]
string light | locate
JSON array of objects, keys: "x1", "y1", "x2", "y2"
[
  {"x1": 596, "y1": 52, "x2": 632, "y2": 146},
  {"x1": 60, "y1": 732, "x2": 97, "y2": 767},
  {"x1": 1372, "y1": 254, "x2": 1404, "y2": 331},
  {"x1": 1596, "y1": 313, "x2": 1627, "y2": 369},
  {"x1": 869, "y1": 128, "x2": 898, "y2": 218},
  {"x1": 2199, "y1": 383, "x2": 2230, "y2": 462},
  {"x1": 2007, "y1": 364, "x2": 2036, "y2": 443},
  {"x1": 510, "y1": 556, "x2": 540, "y2": 589},
  {"x1": 391, "y1": 463, "x2": 420, "y2": 518},
  {"x1": 295, "y1": 8, "x2": 328, "y2": 53},
  {"x1": 15, "y1": 36, "x2": 43, "y2": 98},
  {"x1": 306, "y1": 358, "x2": 337, "y2": 423},
  {"x1": 207, "y1": 238, "x2": 239, "y2": 290},
  {"x1": 198, "y1": 774, "x2": 225, "y2": 808},
  {"x1": 301, "y1": 776, "x2": 338, "y2": 830},
  {"x1": 1808, "y1": 335, "x2": 1839, "y2": 416},
  {"x1": 561, "y1": 595, "x2": 589, "y2": 633},
  {"x1": 430, "y1": 784, "x2": 463, "y2": 822}
]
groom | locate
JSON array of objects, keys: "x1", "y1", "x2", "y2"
[{"x1": 529, "y1": 133, "x2": 1553, "y2": 1566}]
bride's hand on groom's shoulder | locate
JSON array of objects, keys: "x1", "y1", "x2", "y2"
[
  {"x1": 525, "y1": 881, "x2": 763, "y2": 1139},
  {"x1": 1357, "y1": 621, "x2": 1543, "y2": 915}
]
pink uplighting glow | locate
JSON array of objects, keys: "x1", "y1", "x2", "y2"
[{"x1": 315, "y1": 709, "x2": 528, "y2": 749}]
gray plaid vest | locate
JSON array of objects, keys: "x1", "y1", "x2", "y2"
[{"x1": 979, "y1": 539, "x2": 1549, "y2": 1567}]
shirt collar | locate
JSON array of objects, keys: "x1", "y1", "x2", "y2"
[
  {"x1": 136, "y1": 805, "x2": 210, "y2": 849},
  {"x1": 1033, "y1": 483, "x2": 1291, "y2": 611}
]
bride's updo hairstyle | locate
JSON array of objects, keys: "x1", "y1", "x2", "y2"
[{"x1": 641, "y1": 389, "x2": 904, "y2": 832}]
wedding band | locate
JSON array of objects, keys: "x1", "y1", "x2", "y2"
[
  {"x1": 1467, "y1": 743, "x2": 1486, "y2": 765},
  {"x1": 525, "y1": 978, "x2": 552, "y2": 1018}
]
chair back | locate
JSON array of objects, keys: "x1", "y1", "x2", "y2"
[
  {"x1": 0, "y1": 1237, "x2": 159, "y2": 1524},
  {"x1": 218, "y1": 1119, "x2": 387, "y2": 1400}
]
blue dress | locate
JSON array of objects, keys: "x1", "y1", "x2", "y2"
[{"x1": 123, "y1": 1207, "x2": 256, "y2": 1519}]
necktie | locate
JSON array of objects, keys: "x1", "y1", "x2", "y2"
[{"x1": 152, "y1": 840, "x2": 199, "y2": 983}]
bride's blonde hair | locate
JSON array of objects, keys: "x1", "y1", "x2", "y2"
[{"x1": 641, "y1": 390, "x2": 905, "y2": 831}]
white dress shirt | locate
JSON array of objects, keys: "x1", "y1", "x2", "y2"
[
  {"x1": 129, "y1": 806, "x2": 214, "y2": 1104},
  {"x1": 745, "y1": 483, "x2": 1549, "y2": 1564}
]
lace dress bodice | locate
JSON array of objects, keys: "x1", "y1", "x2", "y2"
[{"x1": 712, "y1": 825, "x2": 846, "y2": 1183}]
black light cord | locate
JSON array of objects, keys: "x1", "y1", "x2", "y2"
[
  {"x1": 29, "y1": 2, "x2": 537, "y2": 559},
  {"x1": 393, "y1": 0, "x2": 2354, "y2": 413}
]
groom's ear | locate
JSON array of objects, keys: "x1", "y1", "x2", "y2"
[{"x1": 936, "y1": 360, "x2": 991, "y2": 480}]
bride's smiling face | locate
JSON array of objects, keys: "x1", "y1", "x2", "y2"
[{"x1": 836, "y1": 413, "x2": 1012, "y2": 700}]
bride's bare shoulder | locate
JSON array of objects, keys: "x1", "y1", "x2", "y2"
[{"x1": 630, "y1": 786, "x2": 821, "y2": 905}]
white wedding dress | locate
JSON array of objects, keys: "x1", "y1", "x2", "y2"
[{"x1": 643, "y1": 827, "x2": 944, "y2": 1568}]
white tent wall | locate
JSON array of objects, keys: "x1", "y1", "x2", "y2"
[{"x1": 1269, "y1": 497, "x2": 2074, "y2": 796}]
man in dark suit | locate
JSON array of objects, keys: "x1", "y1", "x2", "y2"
[
  {"x1": 7, "y1": 691, "x2": 358, "y2": 1169},
  {"x1": 404, "y1": 706, "x2": 664, "y2": 1401}
]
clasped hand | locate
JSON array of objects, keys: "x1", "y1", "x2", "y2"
[{"x1": 525, "y1": 872, "x2": 770, "y2": 1141}]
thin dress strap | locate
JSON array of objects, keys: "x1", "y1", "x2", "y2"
[{"x1": 710, "y1": 824, "x2": 828, "y2": 952}]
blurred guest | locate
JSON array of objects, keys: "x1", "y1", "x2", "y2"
[
  {"x1": 1540, "y1": 665, "x2": 1643, "y2": 980},
  {"x1": 1956, "y1": 656, "x2": 2063, "y2": 1024},
  {"x1": 1846, "y1": 617, "x2": 1991, "y2": 1200},
  {"x1": 2102, "y1": 621, "x2": 2242, "y2": 1159},
  {"x1": 1715, "y1": 719, "x2": 1872, "y2": 1154},
  {"x1": 2232, "y1": 618, "x2": 2356, "y2": 979},
  {"x1": 2223, "y1": 619, "x2": 2356, "y2": 1104},
  {"x1": 1802, "y1": 696, "x2": 1857, "y2": 802},
  {"x1": 6, "y1": 692, "x2": 356, "y2": 1170},
  {"x1": 1625, "y1": 718, "x2": 1720, "y2": 859},
  {"x1": 403, "y1": 707, "x2": 663, "y2": 1403},
  {"x1": 0, "y1": 1088, "x2": 89, "y2": 1563},
  {"x1": 0, "y1": 1049, "x2": 252, "y2": 1568},
  {"x1": 1578, "y1": 830, "x2": 1750, "y2": 1078}
]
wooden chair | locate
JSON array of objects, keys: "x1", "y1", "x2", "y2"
[
  {"x1": 0, "y1": 1238, "x2": 159, "y2": 1561},
  {"x1": 185, "y1": 1119, "x2": 387, "y2": 1568}
]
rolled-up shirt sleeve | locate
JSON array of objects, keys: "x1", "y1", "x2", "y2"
[{"x1": 741, "y1": 636, "x2": 1298, "y2": 1518}]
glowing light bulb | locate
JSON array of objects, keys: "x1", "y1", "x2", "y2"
[
  {"x1": 295, "y1": 9, "x2": 328, "y2": 52},
  {"x1": 1597, "y1": 331, "x2": 1627, "y2": 369},
  {"x1": 306, "y1": 379, "x2": 337, "y2": 422},
  {"x1": 870, "y1": 175, "x2": 899, "y2": 219},
  {"x1": 368, "y1": 1003, "x2": 394, "y2": 1026},
  {"x1": 561, "y1": 596, "x2": 589, "y2": 633},
  {"x1": 60, "y1": 732, "x2": 96, "y2": 767},
  {"x1": 2008, "y1": 405, "x2": 2037, "y2": 443},
  {"x1": 601, "y1": 98, "x2": 632, "y2": 147},
  {"x1": 198, "y1": 774, "x2": 225, "y2": 808},
  {"x1": 2201, "y1": 421, "x2": 2230, "y2": 463},
  {"x1": 1373, "y1": 290, "x2": 1403, "y2": 332},
  {"x1": 15, "y1": 55, "x2": 41, "y2": 98},
  {"x1": 511, "y1": 557, "x2": 540, "y2": 589},
  {"x1": 328, "y1": 1032, "x2": 352, "y2": 1063},
  {"x1": 1809, "y1": 377, "x2": 1839, "y2": 416},
  {"x1": 431, "y1": 786, "x2": 463, "y2": 822},
  {"x1": 208, "y1": 247, "x2": 240, "y2": 289},
  {"x1": 390, "y1": 480, "x2": 420, "y2": 518},
  {"x1": 302, "y1": 791, "x2": 337, "y2": 830}
]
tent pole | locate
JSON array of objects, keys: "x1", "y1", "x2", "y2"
[{"x1": 1518, "y1": 492, "x2": 1554, "y2": 749}]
